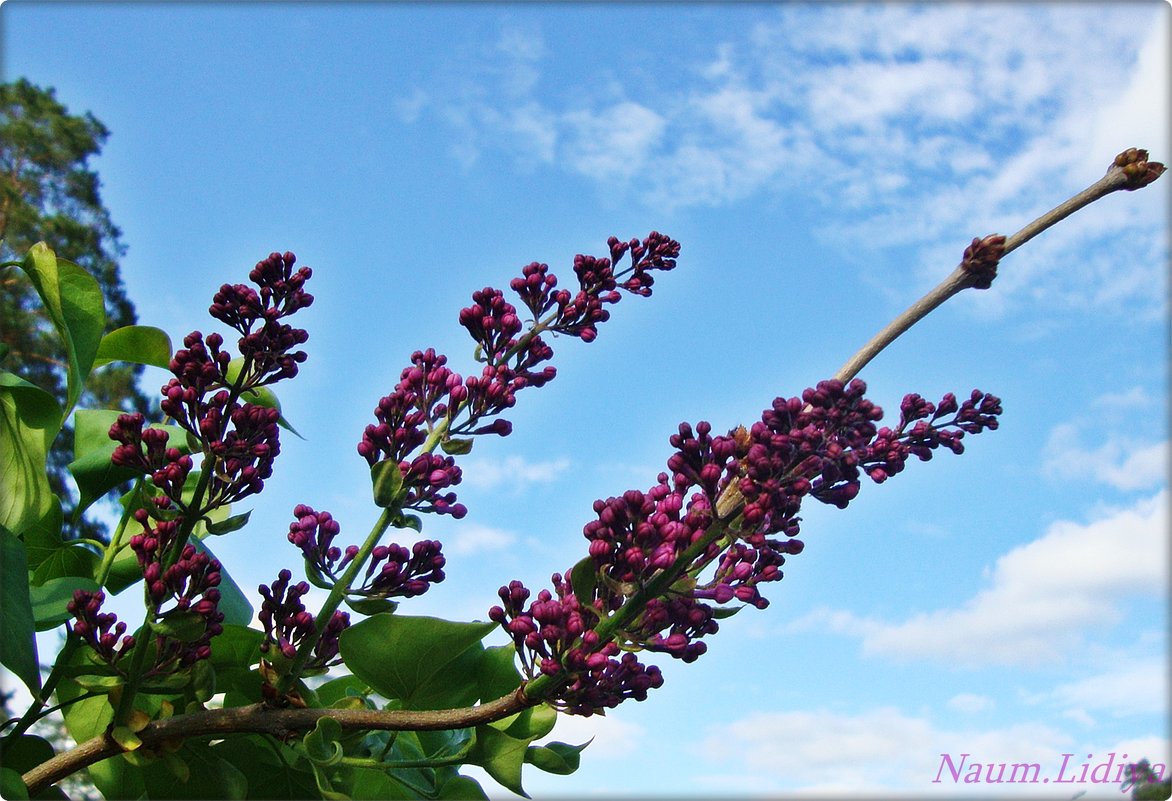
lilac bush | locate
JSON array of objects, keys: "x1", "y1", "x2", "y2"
[{"x1": 1, "y1": 148, "x2": 1163, "y2": 800}]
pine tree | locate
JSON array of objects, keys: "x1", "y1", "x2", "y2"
[{"x1": 1, "y1": 77, "x2": 151, "y2": 540}]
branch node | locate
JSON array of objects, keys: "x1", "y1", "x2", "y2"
[{"x1": 959, "y1": 234, "x2": 1007, "y2": 290}]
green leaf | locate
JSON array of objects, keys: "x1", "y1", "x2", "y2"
[
  {"x1": 370, "y1": 460, "x2": 404, "y2": 509},
  {"x1": 495, "y1": 704, "x2": 557, "y2": 742},
  {"x1": 141, "y1": 742, "x2": 249, "y2": 800},
  {"x1": 313, "y1": 674, "x2": 371, "y2": 709},
  {"x1": 59, "y1": 668, "x2": 143, "y2": 798},
  {"x1": 29, "y1": 541, "x2": 99, "y2": 585},
  {"x1": 0, "y1": 734, "x2": 56, "y2": 775},
  {"x1": 437, "y1": 773, "x2": 489, "y2": 800},
  {"x1": 477, "y1": 645, "x2": 523, "y2": 703},
  {"x1": 0, "y1": 735, "x2": 71, "y2": 799},
  {"x1": 0, "y1": 371, "x2": 62, "y2": 536},
  {"x1": 339, "y1": 615, "x2": 495, "y2": 710},
  {"x1": 343, "y1": 596, "x2": 399, "y2": 616},
  {"x1": 524, "y1": 741, "x2": 589, "y2": 775},
  {"x1": 349, "y1": 767, "x2": 423, "y2": 800},
  {"x1": 210, "y1": 736, "x2": 318, "y2": 800},
  {"x1": 111, "y1": 725, "x2": 143, "y2": 751},
  {"x1": 58, "y1": 665, "x2": 179, "y2": 801},
  {"x1": 69, "y1": 672, "x2": 126, "y2": 692},
  {"x1": 417, "y1": 728, "x2": 476, "y2": 762},
  {"x1": 29, "y1": 575, "x2": 100, "y2": 630},
  {"x1": 303, "y1": 717, "x2": 345, "y2": 767},
  {"x1": 19, "y1": 500, "x2": 64, "y2": 571},
  {"x1": 202, "y1": 510, "x2": 251, "y2": 535},
  {"x1": 225, "y1": 358, "x2": 303, "y2": 439},
  {"x1": 191, "y1": 659, "x2": 216, "y2": 703},
  {"x1": 309, "y1": 764, "x2": 352, "y2": 801},
  {"x1": 467, "y1": 706, "x2": 558, "y2": 796},
  {"x1": 103, "y1": 538, "x2": 143, "y2": 594},
  {"x1": 218, "y1": 666, "x2": 263, "y2": 708},
  {"x1": 394, "y1": 513, "x2": 423, "y2": 533},
  {"x1": 0, "y1": 768, "x2": 29, "y2": 801},
  {"x1": 568, "y1": 556, "x2": 598, "y2": 609},
  {"x1": 440, "y1": 436, "x2": 473, "y2": 456},
  {"x1": 207, "y1": 624, "x2": 264, "y2": 669},
  {"x1": 88, "y1": 755, "x2": 146, "y2": 801},
  {"x1": 711, "y1": 604, "x2": 743, "y2": 620},
  {"x1": 0, "y1": 527, "x2": 40, "y2": 696},
  {"x1": 161, "y1": 752, "x2": 191, "y2": 784},
  {"x1": 152, "y1": 610, "x2": 210, "y2": 642},
  {"x1": 18, "y1": 244, "x2": 105, "y2": 417},
  {"x1": 466, "y1": 725, "x2": 531, "y2": 798},
  {"x1": 93, "y1": 325, "x2": 172, "y2": 369}
]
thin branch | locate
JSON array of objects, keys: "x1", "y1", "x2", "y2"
[
  {"x1": 22, "y1": 687, "x2": 535, "y2": 796},
  {"x1": 832, "y1": 150, "x2": 1163, "y2": 383}
]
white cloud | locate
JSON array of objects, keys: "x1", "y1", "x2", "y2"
[
  {"x1": 494, "y1": 23, "x2": 544, "y2": 97},
  {"x1": 460, "y1": 455, "x2": 569, "y2": 492},
  {"x1": 1046, "y1": 658, "x2": 1170, "y2": 719},
  {"x1": 392, "y1": 88, "x2": 427, "y2": 124},
  {"x1": 696, "y1": 706, "x2": 1084, "y2": 796},
  {"x1": 807, "y1": 59, "x2": 977, "y2": 131},
  {"x1": 505, "y1": 102, "x2": 557, "y2": 164},
  {"x1": 1092, "y1": 386, "x2": 1155, "y2": 411},
  {"x1": 796, "y1": 492, "x2": 1167, "y2": 666},
  {"x1": 441, "y1": 521, "x2": 517, "y2": 557},
  {"x1": 495, "y1": 22, "x2": 544, "y2": 63},
  {"x1": 561, "y1": 101, "x2": 666, "y2": 183},
  {"x1": 1088, "y1": 18, "x2": 1171, "y2": 170},
  {"x1": 948, "y1": 693, "x2": 995, "y2": 714},
  {"x1": 416, "y1": 4, "x2": 1168, "y2": 314},
  {"x1": 1042, "y1": 387, "x2": 1168, "y2": 492},
  {"x1": 1043, "y1": 424, "x2": 1169, "y2": 492}
]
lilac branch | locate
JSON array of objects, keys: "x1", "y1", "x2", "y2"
[
  {"x1": 21, "y1": 689, "x2": 534, "y2": 797},
  {"x1": 832, "y1": 148, "x2": 1165, "y2": 384}
]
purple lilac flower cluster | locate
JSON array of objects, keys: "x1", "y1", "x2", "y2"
[
  {"x1": 492, "y1": 379, "x2": 1002, "y2": 715},
  {"x1": 489, "y1": 576, "x2": 664, "y2": 716},
  {"x1": 67, "y1": 590, "x2": 135, "y2": 665},
  {"x1": 357, "y1": 233, "x2": 680, "y2": 520},
  {"x1": 73, "y1": 253, "x2": 312, "y2": 671},
  {"x1": 67, "y1": 507, "x2": 225, "y2": 672},
  {"x1": 257, "y1": 568, "x2": 349, "y2": 672},
  {"x1": 147, "y1": 544, "x2": 225, "y2": 669},
  {"x1": 286, "y1": 504, "x2": 446, "y2": 599},
  {"x1": 109, "y1": 251, "x2": 312, "y2": 513}
]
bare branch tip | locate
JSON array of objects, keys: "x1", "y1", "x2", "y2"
[{"x1": 1112, "y1": 147, "x2": 1166, "y2": 190}]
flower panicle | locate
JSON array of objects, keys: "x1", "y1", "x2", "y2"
[
  {"x1": 358, "y1": 233, "x2": 680, "y2": 520},
  {"x1": 85, "y1": 252, "x2": 310, "y2": 674},
  {"x1": 286, "y1": 504, "x2": 447, "y2": 599},
  {"x1": 492, "y1": 378, "x2": 1002, "y2": 715},
  {"x1": 68, "y1": 540, "x2": 224, "y2": 673},
  {"x1": 109, "y1": 251, "x2": 312, "y2": 515}
]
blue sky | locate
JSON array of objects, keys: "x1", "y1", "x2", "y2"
[{"x1": 2, "y1": 2, "x2": 1169, "y2": 797}]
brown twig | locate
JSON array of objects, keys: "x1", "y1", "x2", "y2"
[
  {"x1": 832, "y1": 148, "x2": 1164, "y2": 383},
  {"x1": 22, "y1": 688, "x2": 535, "y2": 796}
]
